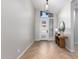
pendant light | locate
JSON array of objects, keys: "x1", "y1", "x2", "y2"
[{"x1": 45, "y1": 0, "x2": 48, "y2": 11}]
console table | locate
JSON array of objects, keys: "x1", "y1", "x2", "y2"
[{"x1": 55, "y1": 33, "x2": 65, "y2": 48}]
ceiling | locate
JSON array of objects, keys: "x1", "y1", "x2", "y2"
[{"x1": 31, "y1": 0, "x2": 71, "y2": 13}]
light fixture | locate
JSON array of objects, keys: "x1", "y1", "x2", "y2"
[
  {"x1": 45, "y1": 0, "x2": 48, "y2": 11},
  {"x1": 46, "y1": 4, "x2": 48, "y2": 10}
]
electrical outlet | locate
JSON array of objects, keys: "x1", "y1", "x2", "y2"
[{"x1": 17, "y1": 49, "x2": 20, "y2": 53}]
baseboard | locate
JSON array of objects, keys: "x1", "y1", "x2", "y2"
[
  {"x1": 34, "y1": 39, "x2": 40, "y2": 41},
  {"x1": 65, "y1": 46, "x2": 75, "y2": 52},
  {"x1": 17, "y1": 42, "x2": 34, "y2": 59},
  {"x1": 35, "y1": 39, "x2": 54, "y2": 41}
]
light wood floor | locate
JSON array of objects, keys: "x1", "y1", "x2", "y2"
[{"x1": 21, "y1": 40, "x2": 77, "y2": 59}]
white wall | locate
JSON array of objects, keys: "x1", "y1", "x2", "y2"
[
  {"x1": 58, "y1": 2, "x2": 74, "y2": 52},
  {"x1": 35, "y1": 10, "x2": 40, "y2": 40},
  {"x1": 53, "y1": 14, "x2": 58, "y2": 39},
  {"x1": 1, "y1": 0, "x2": 35, "y2": 59}
]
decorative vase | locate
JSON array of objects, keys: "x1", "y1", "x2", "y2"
[{"x1": 59, "y1": 21, "x2": 65, "y2": 32}]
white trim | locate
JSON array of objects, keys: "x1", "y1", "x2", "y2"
[
  {"x1": 65, "y1": 46, "x2": 75, "y2": 52},
  {"x1": 17, "y1": 42, "x2": 34, "y2": 59},
  {"x1": 34, "y1": 39, "x2": 40, "y2": 41},
  {"x1": 34, "y1": 39, "x2": 54, "y2": 41}
]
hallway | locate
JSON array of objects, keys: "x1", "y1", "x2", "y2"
[
  {"x1": 21, "y1": 41, "x2": 77, "y2": 59},
  {"x1": 1, "y1": 0, "x2": 78, "y2": 59}
]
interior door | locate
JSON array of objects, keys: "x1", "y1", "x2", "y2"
[{"x1": 40, "y1": 17, "x2": 49, "y2": 40}]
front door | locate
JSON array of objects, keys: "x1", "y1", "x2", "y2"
[{"x1": 40, "y1": 17, "x2": 49, "y2": 40}]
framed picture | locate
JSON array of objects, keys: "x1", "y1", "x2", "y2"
[{"x1": 42, "y1": 21, "x2": 46, "y2": 24}]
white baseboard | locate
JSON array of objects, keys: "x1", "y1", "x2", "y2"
[
  {"x1": 34, "y1": 39, "x2": 40, "y2": 41},
  {"x1": 17, "y1": 42, "x2": 34, "y2": 59},
  {"x1": 65, "y1": 46, "x2": 75, "y2": 52},
  {"x1": 35, "y1": 38, "x2": 54, "y2": 41}
]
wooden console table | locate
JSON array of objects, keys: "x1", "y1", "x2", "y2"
[{"x1": 55, "y1": 33, "x2": 65, "y2": 48}]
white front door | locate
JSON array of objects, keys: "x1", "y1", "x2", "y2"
[{"x1": 40, "y1": 17, "x2": 49, "y2": 40}]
